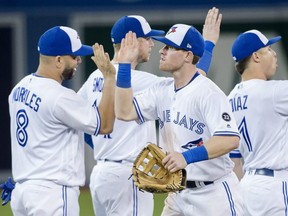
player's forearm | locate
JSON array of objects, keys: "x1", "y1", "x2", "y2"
[
  {"x1": 115, "y1": 87, "x2": 137, "y2": 121},
  {"x1": 231, "y1": 158, "x2": 244, "y2": 180},
  {"x1": 115, "y1": 63, "x2": 138, "y2": 121},
  {"x1": 182, "y1": 135, "x2": 239, "y2": 164},
  {"x1": 204, "y1": 136, "x2": 240, "y2": 159},
  {"x1": 98, "y1": 77, "x2": 115, "y2": 134}
]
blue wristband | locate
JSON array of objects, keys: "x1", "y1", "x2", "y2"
[
  {"x1": 204, "y1": 40, "x2": 215, "y2": 53},
  {"x1": 182, "y1": 145, "x2": 209, "y2": 164},
  {"x1": 196, "y1": 41, "x2": 215, "y2": 75},
  {"x1": 116, "y1": 63, "x2": 131, "y2": 88}
]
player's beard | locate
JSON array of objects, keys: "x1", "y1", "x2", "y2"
[{"x1": 61, "y1": 67, "x2": 75, "y2": 80}]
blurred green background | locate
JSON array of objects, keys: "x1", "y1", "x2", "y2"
[{"x1": 1, "y1": 188, "x2": 167, "y2": 216}]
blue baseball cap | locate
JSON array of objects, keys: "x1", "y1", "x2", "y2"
[
  {"x1": 111, "y1": 15, "x2": 165, "y2": 44},
  {"x1": 38, "y1": 26, "x2": 93, "y2": 56},
  {"x1": 152, "y1": 24, "x2": 204, "y2": 57},
  {"x1": 232, "y1": 30, "x2": 281, "y2": 62}
]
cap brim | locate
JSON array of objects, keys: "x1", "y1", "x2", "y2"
[
  {"x1": 267, "y1": 36, "x2": 282, "y2": 46},
  {"x1": 146, "y1": 29, "x2": 165, "y2": 37},
  {"x1": 73, "y1": 45, "x2": 93, "y2": 56},
  {"x1": 152, "y1": 36, "x2": 182, "y2": 50}
]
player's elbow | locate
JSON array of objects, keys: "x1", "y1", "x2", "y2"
[
  {"x1": 99, "y1": 127, "x2": 114, "y2": 134},
  {"x1": 115, "y1": 108, "x2": 136, "y2": 122},
  {"x1": 115, "y1": 114, "x2": 132, "y2": 122},
  {"x1": 99, "y1": 122, "x2": 114, "y2": 134},
  {"x1": 229, "y1": 136, "x2": 240, "y2": 150}
]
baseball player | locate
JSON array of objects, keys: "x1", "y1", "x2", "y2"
[
  {"x1": 78, "y1": 8, "x2": 222, "y2": 216},
  {"x1": 228, "y1": 30, "x2": 287, "y2": 216},
  {"x1": 78, "y1": 15, "x2": 164, "y2": 216},
  {"x1": 8, "y1": 26, "x2": 115, "y2": 216},
  {"x1": 114, "y1": 24, "x2": 243, "y2": 216}
]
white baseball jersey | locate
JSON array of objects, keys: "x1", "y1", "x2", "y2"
[
  {"x1": 228, "y1": 79, "x2": 288, "y2": 171},
  {"x1": 78, "y1": 64, "x2": 166, "y2": 216},
  {"x1": 134, "y1": 72, "x2": 239, "y2": 181},
  {"x1": 78, "y1": 64, "x2": 166, "y2": 161},
  {"x1": 9, "y1": 73, "x2": 101, "y2": 186}
]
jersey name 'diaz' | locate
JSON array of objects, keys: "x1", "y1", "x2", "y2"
[{"x1": 229, "y1": 95, "x2": 248, "y2": 112}]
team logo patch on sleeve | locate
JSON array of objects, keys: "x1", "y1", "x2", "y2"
[{"x1": 222, "y1": 112, "x2": 231, "y2": 122}]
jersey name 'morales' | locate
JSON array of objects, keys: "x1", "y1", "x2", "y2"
[
  {"x1": 12, "y1": 86, "x2": 42, "y2": 112},
  {"x1": 158, "y1": 110, "x2": 206, "y2": 134}
]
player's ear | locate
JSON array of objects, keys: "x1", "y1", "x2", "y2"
[
  {"x1": 55, "y1": 56, "x2": 63, "y2": 68},
  {"x1": 184, "y1": 51, "x2": 193, "y2": 63},
  {"x1": 252, "y1": 52, "x2": 260, "y2": 63}
]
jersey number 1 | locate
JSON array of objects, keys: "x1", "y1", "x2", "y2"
[{"x1": 238, "y1": 116, "x2": 253, "y2": 152}]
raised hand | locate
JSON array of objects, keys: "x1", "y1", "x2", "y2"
[
  {"x1": 91, "y1": 43, "x2": 116, "y2": 78},
  {"x1": 118, "y1": 31, "x2": 139, "y2": 64},
  {"x1": 202, "y1": 7, "x2": 222, "y2": 45}
]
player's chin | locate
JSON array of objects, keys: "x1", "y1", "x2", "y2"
[{"x1": 159, "y1": 63, "x2": 168, "y2": 71}]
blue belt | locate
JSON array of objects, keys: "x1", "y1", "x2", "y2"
[
  {"x1": 186, "y1": 180, "x2": 213, "y2": 188},
  {"x1": 254, "y1": 168, "x2": 274, "y2": 177}
]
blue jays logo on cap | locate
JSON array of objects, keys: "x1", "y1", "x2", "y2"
[
  {"x1": 152, "y1": 24, "x2": 204, "y2": 57},
  {"x1": 232, "y1": 29, "x2": 281, "y2": 62},
  {"x1": 111, "y1": 15, "x2": 165, "y2": 44},
  {"x1": 167, "y1": 27, "x2": 177, "y2": 35},
  {"x1": 38, "y1": 26, "x2": 93, "y2": 56}
]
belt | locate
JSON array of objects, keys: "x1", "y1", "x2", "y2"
[
  {"x1": 99, "y1": 159, "x2": 123, "y2": 163},
  {"x1": 98, "y1": 159, "x2": 134, "y2": 164},
  {"x1": 186, "y1": 180, "x2": 214, "y2": 189},
  {"x1": 248, "y1": 168, "x2": 274, "y2": 177}
]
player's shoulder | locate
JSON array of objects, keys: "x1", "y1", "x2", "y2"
[
  {"x1": 152, "y1": 76, "x2": 174, "y2": 87},
  {"x1": 197, "y1": 75, "x2": 224, "y2": 94}
]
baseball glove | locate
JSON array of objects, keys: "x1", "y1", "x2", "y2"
[{"x1": 132, "y1": 143, "x2": 186, "y2": 193}]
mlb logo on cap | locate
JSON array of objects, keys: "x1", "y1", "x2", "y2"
[
  {"x1": 111, "y1": 15, "x2": 165, "y2": 44},
  {"x1": 38, "y1": 26, "x2": 93, "y2": 56},
  {"x1": 152, "y1": 24, "x2": 204, "y2": 57},
  {"x1": 232, "y1": 29, "x2": 281, "y2": 62}
]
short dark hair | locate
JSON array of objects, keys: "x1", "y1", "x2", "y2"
[
  {"x1": 193, "y1": 55, "x2": 201, "y2": 65},
  {"x1": 234, "y1": 55, "x2": 251, "y2": 75}
]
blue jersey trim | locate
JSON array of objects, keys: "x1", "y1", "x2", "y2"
[
  {"x1": 175, "y1": 72, "x2": 200, "y2": 92},
  {"x1": 133, "y1": 98, "x2": 145, "y2": 124},
  {"x1": 282, "y1": 181, "x2": 288, "y2": 216},
  {"x1": 84, "y1": 133, "x2": 94, "y2": 149},
  {"x1": 229, "y1": 152, "x2": 242, "y2": 158},
  {"x1": 132, "y1": 180, "x2": 138, "y2": 216},
  {"x1": 222, "y1": 181, "x2": 236, "y2": 216},
  {"x1": 213, "y1": 131, "x2": 240, "y2": 138},
  {"x1": 94, "y1": 106, "x2": 101, "y2": 136},
  {"x1": 62, "y1": 186, "x2": 67, "y2": 216}
]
